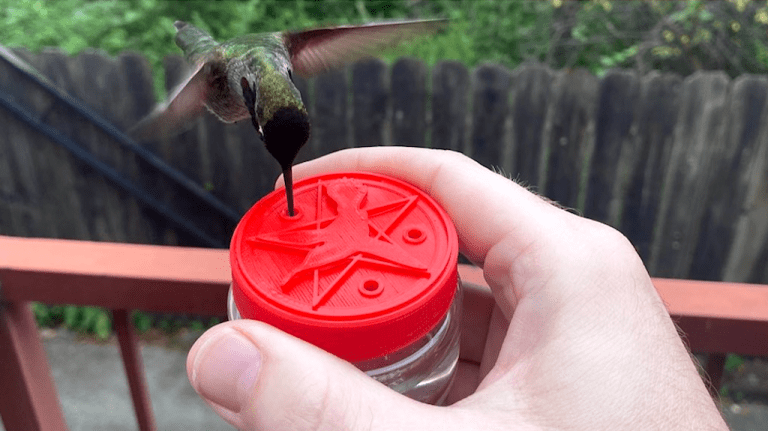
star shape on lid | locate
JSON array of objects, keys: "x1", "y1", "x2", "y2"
[{"x1": 248, "y1": 178, "x2": 431, "y2": 310}]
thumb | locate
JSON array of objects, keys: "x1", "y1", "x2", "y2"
[{"x1": 187, "y1": 320, "x2": 441, "y2": 431}]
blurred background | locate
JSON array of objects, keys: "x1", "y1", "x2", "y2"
[
  {"x1": 3, "y1": 0, "x2": 768, "y2": 97},
  {"x1": 2, "y1": 1, "x2": 768, "y2": 430}
]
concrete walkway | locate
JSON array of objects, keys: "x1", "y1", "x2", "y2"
[{"x1": 1, "y1": 329, "x2": 766, "y2": 431}]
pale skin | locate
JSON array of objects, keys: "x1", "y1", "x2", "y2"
[{"x1": 187, "y1": 147, "x2": 729, "y2": 431}]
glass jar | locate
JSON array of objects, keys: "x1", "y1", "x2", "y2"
[{"x1": 228, "y1": 172, "x2": 462, "y2": 405}]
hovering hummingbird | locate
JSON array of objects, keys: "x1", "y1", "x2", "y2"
[{"x1": 132, "y1": 18, "x2": 447, "y2": 216}]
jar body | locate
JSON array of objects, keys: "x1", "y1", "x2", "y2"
[{"x1": 228, "y1": 279, "x2": 462, "y2": 405}]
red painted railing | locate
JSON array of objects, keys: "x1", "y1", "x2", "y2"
[{"x1": 2, "y1": 235, "x2": 768, "y2": 430}]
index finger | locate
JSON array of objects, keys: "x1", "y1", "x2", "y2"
[{"x1": 284, "y1": 147, "x2": 564, "y2": 267}]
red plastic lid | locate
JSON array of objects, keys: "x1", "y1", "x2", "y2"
[{"x1": 230, "y1": 172, "x2": 458, "y2": 362}]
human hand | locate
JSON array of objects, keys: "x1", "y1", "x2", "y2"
[{"x1": 187, "y1": 147, "x2": 728, "y2": 430}]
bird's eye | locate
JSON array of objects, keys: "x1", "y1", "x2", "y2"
[{"x1": 288, "y1": 70, "x2": 294, "y2": 83}]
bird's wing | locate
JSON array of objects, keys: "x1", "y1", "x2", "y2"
[
  {"x1": 129, "y1": 21, "x2": 224, "y2": 141},
  {"x1": 284, "y1": 18, "x2": 447, "y2": 77},
  {"x1": 128, "y1": 62, "x2": 209, "y2": 141},
  {"x1": 174, "y1": 20, "x2": 220, "y2": 65}
]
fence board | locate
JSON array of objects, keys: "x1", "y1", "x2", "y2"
[
  {"x1": 431, "y1": 60, "x2": 468, "y2": 152},
  {"x1": 541, "y1": 68, "x2": 597, "y2": 210},
  {"x1": 721, "y1": 82, "x2": 768, "y2": 285},
  {"x1": 511, "y1": 63, "x2": 553, "y2": 187},
  {"x1": 584, "y1": 70, "x2": 640, "y2": 225},
  {"x1": 391, "y1": 58, "x2": 426, "y2": 147},
  {"x1": 352, "y1": 59, "x2": 388, "y2": 148},
  {"x1": 160, "y1": 55, "x2": 212, "y2": 245},
  {"x1": 471, "y1": 63, "x2": 511, "y2": 169},
  {"x1": 118, "y1": 51, "x2": 172, "y2": 244},
  {"x1": 0, "y1": 107, "x2": 38, "y2": 237},
  {"x1": 1, "y1": 48, "x2": 90, "y2": 240},
  {"x1": 5, "y1": 50, "x2": 768, "y2": 283},
  {"x1": 619, "y1": 72, "x2": 682, "y2": 262},
  {"x1": 70, "y1": 50, "x2": 131, "y2": 243},
  {"x1": 650, "y1": 72, "x2": 730, "y2": 278},
  {"x1": 162, "y1": 55, "x2": 203, "y2": 184},
  {"x1": 0, "y1": 49, "x2": 41, "y2": 238},
  {"x1": 689, "y1": 76, "x2": 768, "y2": 281},
  {"x1": 309, "y1": 69, "x2": 349, "y2": 156}
]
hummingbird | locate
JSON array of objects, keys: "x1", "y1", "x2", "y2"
[{"x1": 132, "y1": 18, "x2": 447, "y2": 216}]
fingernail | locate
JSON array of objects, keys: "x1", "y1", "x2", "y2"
[{"x1": 190, "y1": 328, "x2": 262, "y2": 413}]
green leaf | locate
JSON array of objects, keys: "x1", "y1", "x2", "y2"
[
  {"x1": 132, "y1": 311, "x2": 152, "y2": 333},
  {"x1": 724, "y1": 353, "x2": 745, "y2": 372},
  {"x1": 94, "y1": 312, "x2": 112, "y2": 339},
  {"x1": 63, "y1": 305, "x2": 81, "y2": 329}
]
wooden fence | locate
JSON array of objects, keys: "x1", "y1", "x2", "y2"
[{"x1": 1, "y1": 47, "x2": 767, "y2": 284}]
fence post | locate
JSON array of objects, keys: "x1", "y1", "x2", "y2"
[
  {"x1": 649, "y1": 72, "x2": 730, "y2": 278},
  {"x1": 352, "y1": 59, "x2": 388, "y2": 148},
  {"x1": 540, "y1": 68, "x2": 598, "y2": 210},
  {"x1": 510, "y1": 63, "x2": 553, "y2": 187},
  {"x1": 470, "y1": 63, "x2": 511, "y2": 169},
  {"x1": 391, "y1": 58, "x2": 427, "y2": 148}
]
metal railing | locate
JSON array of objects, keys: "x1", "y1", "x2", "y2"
[{"x1": 2, "y1": 235, "x2": 768, "y2": 430}]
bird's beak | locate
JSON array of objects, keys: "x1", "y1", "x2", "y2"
[{"x1": 283, "y1": 167, "x2": 295, "y2": 217}]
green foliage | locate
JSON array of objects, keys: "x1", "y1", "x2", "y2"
[
  {"x1": 132, "y1": 310, "x2": 153, "y2": 334},
  {"x1": 550, "y1": 0, "x2": 768, "y2": 76},
  {"x1": 4, "y1": 0, "x2": 768, "y2": 90},
  {"x1": 0, "y1": 0, "x2": 554, "y2": 100},
  {"x1": 32, "y1": 302, "x2": 111, "y2": 339},
  {"x1": 724, "y1": 353, "x2": 746, "y2": 372},
  {"x1": 31, "y1": 304, "x2": 220, "y2": 338}
]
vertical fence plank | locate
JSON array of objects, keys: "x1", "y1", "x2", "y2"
[
  {"x1": 118, "y1": 51, "x2": 169, "y2": 245},
  {"x1": 619, "y1": 72, "x2": 682, "y2": 262},
  {"x1": 391, "y1": 58, "x2": 426, "y2": 148},
  {"x1": 511, "y1": 63, "x2": 553, "y2": 187},
  {"x1": 3, "y1": 48, "x2": 90, "y2": 241},
  {"x1": 308, "y1": 69, "x2": 349, "y2": 156},
  {"x1": 583, "y1": 70, "x2": 640, "y2": 225},
  {"x1": 649, "y1": 72, "x2": 730, "y2": 278},
  {"x1": 67, "y1": 50, "x2": 128, "y2": 242},
  {"x1": 718, "y1": 77, "x2": 768, "y2": 284},
  {"x1": 688, "y1": 76, "x2": 768, "y2": 281},
  {"x1": 432, "y1": 60, "x2": 469, "y2": 152},
  {"x1": 752, "y1": 243, "x2": 768, "y2": 284},
  {"x1": 292, "y1": 74, "x2": 320, "y2": 164},
  {"x1": 741, "y1": 132, "x2": 768, "y2": 284},
  {"x1": 541, "y1": 68, "x2": 598, "y2": 210},
  {"x1": 0, "y1": 49, "x2": 40, "y2": 237},
  {"x1": 470, "y1": 63, "x2": 511, "y2": 169},
  {"x1": 160, "y1": 55, "x2": 206, "y2": 245},
  {"x1": 352, "y1": 59, "x2": 388, "y2": 147},
  {"x1": 201, "y1": 111, "x2": 239, "y2": 242},
  {"x1": 162, "y1": 55, "x2": 203, "y2": 184},
  {"x1": 234, "y1": 120, "x2": 276, "y2": 211}
]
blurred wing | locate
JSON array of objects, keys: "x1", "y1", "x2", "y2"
[
  {"x1": 285, "y1": 18, "x2": 447, "y2": 77},
  {"x1": 129, "y1": 62, "x2": 208, "y2": 141},
  {"x1": 174, "y1": 21, "x2": 220, "y2": 65}
]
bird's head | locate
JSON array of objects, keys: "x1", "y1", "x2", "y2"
[
  {"x1": 261, "y1": 106, "x2": 310, "y2": 171},
  {"x1": 240, "y1": 73, "x2": 310, "y2": 170}
]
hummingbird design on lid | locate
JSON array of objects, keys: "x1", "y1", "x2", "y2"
[{"x1": 131, "y1": 18, "x2": 447, "y2": 216}]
